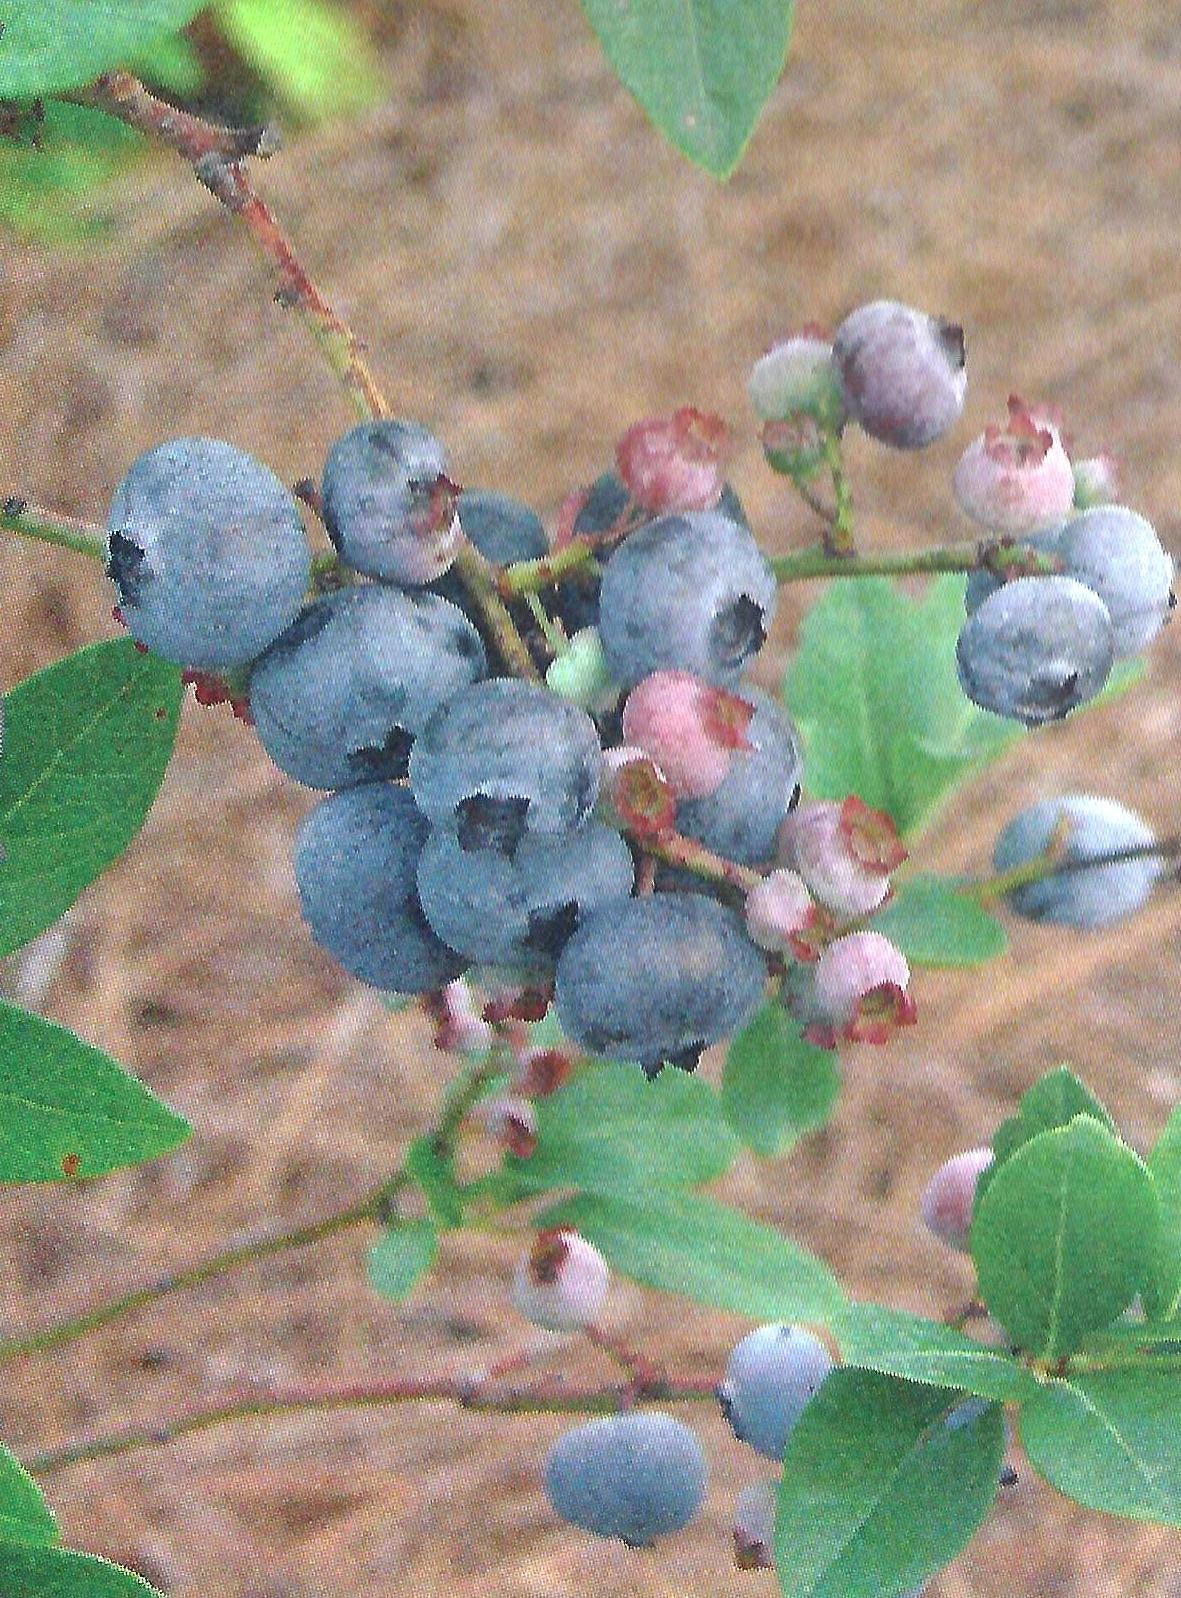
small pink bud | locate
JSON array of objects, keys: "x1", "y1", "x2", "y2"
[
  {"x1": 479, "y1": 1095, "x2": 538, "y2": 1160},
  {"x1": 748, "y1": 330, "x2": 846, "y2": 431},
  {"x1": 807, "y1": 931, "x2": 915, "y2": 1046},
  {"x1": 834, "y1": 300, "x2": 966, "y2": 449},
  {"x1": 601, "y1": 744, "x2": 678, "y2": 840},
  {"x1": 512, "y1": 1046, "x2": 575, "y2": 1098},
  {"x1": 744, "y1": 869, "x2": 823, "y2": 959},
  {"x1": 511, "y1": 1227, "x2": 609, "y2": 1331},
  {"x1": 1072, "y1": 453, "x2": 1119, "y2": 510},
  {"x1": 953, "y1": 396, "x2": 1075, "y2": 534},
  {"x1": 921, "y1": 1147, "x2": 994, "y2": 1251},
  {"x1": 616, "y1": 407, "x2": 728, "y2": 514},
  {"x1": 733, "y1": 1479, "x2": 777, "y2": 1570},
  {"x1": 777, "y1": 797, "x2": 905, "y2": 917},
  {"x1": 622, "y1": 671, "x2": 754, "y2": 800},
  {"x1": 424, "y1": 980, "x2": 495, "y2": 1055}
]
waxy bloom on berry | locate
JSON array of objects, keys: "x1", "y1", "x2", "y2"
[
  {"x1": 616, "y1": 407, "x2": 728, "y2": 514},
  {"x1": 622, "y1": 671, "x2": 753, "y2": 800},
  {"x1": 953, "y1": 396, "x2": 1075, "y2": 534},
  {"x1": 777, "y1": 796, "x2": 906, "y2": 917},
  {"x1": 511, "y1": 1227, "x2": 609, "y2": 1331},
  {"x1": 806, "y1": 930, "x2": 916, "y2": 1046},
  {"x1": 921, "y1": 1147, "x2": 994, "y2": 1252}
]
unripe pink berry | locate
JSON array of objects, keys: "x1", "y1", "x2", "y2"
[
  {"x1": 953, "y1": 396, "x2": 1075, "y2": 534},
  {"x1": 511, "y1": 1227, "x2": 609, "y2": 1331},
  {"x1": 616, "y1": 407, "x2": 728, "y2": 514},
  {"x1": 600, "y1": 744, "x2": 678, "y2": 839},
  {"x1": 748, "y1": 329, "x2": 846, "y2": 431},
  {"x1": 807, "y1": 930, "x2": 915, "y2": 1046},
  {"x1": 479, "y1": 1094, "x2": 538, "y2": 1159},
  {"x1": 512, "y1": 1046, "x2": 575, "y2": 1099},
  {"x1": 777, "y1": 796, "x2": 906, "y2": 917},
  {"x1": 921, "y1": 1147, "x2": 994, "y2": 1252},
  {"x1": 424, "y1": 980, "x2": 494, "y2": 1055},
  {"x1": 733, "y1": 1479, "x2": 778, "y2": 1570},
  {"x1": 833, "y1": 300, "x2": 966, "y2": 449},
  {"x1": 744, "y1": 869, "x2": 823, "y2": 958},
  {"x1": 622, "y1": 671, "x2": 754, "y2": 800},
  {"x1": 1072, "y1": 453, "x2": 1119, "y2": 510}
]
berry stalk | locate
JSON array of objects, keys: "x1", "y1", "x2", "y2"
[
  {"x1": 0, "y1": 499, "x2": 106, "y2": 561},
  {"x1": 970, "y1": 834, "x2": 1181, "y2": 905}
]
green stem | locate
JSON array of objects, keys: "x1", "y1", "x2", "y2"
[
  {"x1": 821, "y1": 434, "x2": 855, "y2": 556},
  {"x1": 0, "y1": 501, "x2": 106, "y2": 561}
]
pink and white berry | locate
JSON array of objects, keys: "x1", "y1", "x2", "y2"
[
  {"x1": 748, "y1": 329, "x2": 847, "y2": 431},
  {"x1": 478, "y1": 1094, "x2": 538, "y2": 1159},
  {"x1": 616, "y1": 407, "x2": 727, "y2": 515},
  {"x1": 744, "y1": 869, "x2": 822, "y2": 958},
  {"x1": 777, "y1": 796, "x2": 906, "y2": 917},
  {"x1": 953, "y1": 396, "x2": 1075, "y2": 534},
  {"x1": 622, "y1": 671, "x2": 753, "y2": 800},
  {"x1": 808, "y1": 930, "x2": 916, "y2": 1046},
  {"x1": 733, "y1": 1478, "x2": 778, "y2": 1570},
  {"x1": 921, "y1": 1147, "x2": 995, "y2": 1252},
  {"x1": 511, "y1": 1228, "x2": 609, "y2": 1331},
  {"x1": 833, "y1": 300, "x2": 967, "y2": 449}
]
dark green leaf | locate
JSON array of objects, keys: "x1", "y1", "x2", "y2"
[
  {"x1": 783, "y1": 576, "x2": 1022, "y2": 838},
  {"x1": 0, "y1": 1545, "x2": 162, "y2": 1596},
  {"x1": 504, "y1": 1059, "x2": 737, "y2": 1198},
  {"x1": 578, "y1": 0, "x2": 794, "y2": 179},
  {"x1": 0, "y1": 641, "x2": 182, "y2": 958},
  {"x1": 1021, "y1": 1369, "x2": 1181, "y2": 1526},
  {"x1": 977, "y1": 1066, "x2": 1115, "y2": 1205},
  {"x1": 0, "y1": 1001, "x2": 188, "y2": 1182},
  {"x1": 722, "y1": 1002, "x2": 838, "y2": 1156},
  {"x1": 1144, "y1": 1104, "x2": 1181, "y2": 1322},
  {"x1": 367, "y1": 1219, "x2": 437, "y2": 1302},
  {"x1": 539, "y1": 1189, "x2": 844, "y2": 1323},
  {"x1": 212, "y1": 0, "x2": 383, "y2": 118},
  {"x1": 833, "y1": 1305, "x2": 1035, "y2": 1404},
  {"x1": 870, "y1": 876, "x2": 1007, "y2": 968},
  {"x1": 0, "y1": 1440, "x2": 57, "y2": 1546},
  {"x1": 404, "y1": 1136, "x2": 464, "y2": 1228},
  {"x1": 775, "y1": 1369, "x2": 1003, "y2": 1598},
  {"x1": 971, "y1": 1116, "x2": 1157, "y2": 1359},
  {"x1": 0, "y1": 1, "x2": 205, "y2": 99}
]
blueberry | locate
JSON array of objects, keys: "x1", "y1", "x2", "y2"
[
  {"x1": 963, "y1": 526, "x2": 1064, "y2": 616},
  {"x1": 554, "y1": 893, "x2": 767, "y2": 1075},
  {"x1": 993, "y1": 793, "x2": 1161, "y2": 928},
  {"x1": 416, "y1": 821, "x2": 634, "y2": 971},
  {"x1": 543, "y1": 1412, "x2": 707, "y2": 1546},
  {"x1": 677, "y1": 689, "x2": 803, "y2": 865},
  {"x1": 294, "y1": 784, "x2": 466, "y2": 994},
  {"x1": 458, "y1": 489, "x2": 548, "y2": 564},
  {"x1": 249, "y1": 585, "x2": 485, "y2": 789},
  {"x1": 1053, "y1": 505, "x2": 1174, "y2": 657},
  {"x1": 409, "y1": 678, "x2": 603, "y2": 848},
  {"x1": 833, "y1": 300, "x2": 966, "y2": 449},
  {"x1": 955, "y1": 574, "x2": 1114, "y2": 724},
  {"x1": 105, "y1": 438, "x2": 310, "y2": 670},
  {"x1": 321, "y1": 419, "x2": 460, "y2": 583},
  {"x1": 598, "y1": 511, "x2": 777, "y2": 690},
  {"x1": 717, "y1": 1325, "x2": 833, "y2": 1461}
]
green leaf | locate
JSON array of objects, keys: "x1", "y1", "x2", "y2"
[
  {"x1": 578, "y1": 0, "x2": 794, "y2": 179},
  {"x1": 0, "y1": 1545, "x2": 162, "y2": 1596},
  {"x1": 367, "y1": 1219, "x2": 437, "y2": 1303},
  {"x1": 977, "y1": 1066, "x2": 1115, "y2": 1205},
  {"x1": 0, "y1": 1001, "x2": 189, "y2": 1182},
  {"x1": 0, "y1": 1440, "x2": 57, "y2": 1546},
  {"x1": 1021, "y1": 1369, "x2": 1181, "y2": 1526},
  {"x1": 0, "y1": 1, "x2": 204, "y2": 99},
  {"x1": 971, "y1": 1116, "x2": 1158, "y2": 1360},
  {"x1": 784, "y1": 576, "x2": 1022, "y2": 837},
  {"x1": 404, "y1": 1136, "x2": 464, "y2": 1229},
  {"x1": 775, "y1": 1369, "x2": 1003, "y2": 1598},
  {"x1": 128, "y1": 28, "x2": 205, "y2": 96},
  {"x1": 722, "y1": 1003, "x2": 838, "y2": 1156},
  {"x1": 212, "y1": 0, "x2": 383, "y2": 118},
  {"x1": 0, "y1": 101, "x2": 137, "y2": 243},
  {"x1": 1144, "y1": 1104, "x2": 1181, "y2": 1322},
  {"x1": 870, "y1": 876, "x2": 1007, "y2": 968},
  {"x1": 0, "y1": 640, "x2": 182, "y2": 958},
  {"x1": 504, "y1": 1060, "x2": 738, "y2": 1198},
  {"x1": 539, "y1": 1189, "x2": 844, "y2": 1323},
  {"x1": 833, "y1": 1305, "x2": 1035, "y2": 1404}
]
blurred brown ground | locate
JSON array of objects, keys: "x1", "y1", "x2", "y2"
[{"x1": 2, "y1": 0, "x2": 1181, "y2": 1592}]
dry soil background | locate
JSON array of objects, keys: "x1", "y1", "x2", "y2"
[{"x1": 2, "y1": 0, "x2": 1181, "y2": 1593}]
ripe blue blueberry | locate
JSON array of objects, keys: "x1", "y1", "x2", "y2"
[
  {"x1": 105, "y1": 437, "x2": 310, "y2": 670},
  {"x1": 543, "y1": 1412, "x2": 707, "y2": 1547},
  {"x1": 598, "y1": 511, "x2": 777, "y2": 690},
  {"x1": 249, "y1": 585, "x2": 485, "y2": 789},
  {"x1": 294, "y1": 784, "x2": 465, "y2": 994},
  {"x1": 1053, "y1": 505, "x2": 1174, "y2": 657},
  {"x1": 408, "y1": 678, "x2": 602, "y2": 853},
  {"x1": 457, "y1": 489, "x2": 548, "y2": 564},
  {"x1": 717, "y1": 1324, "x2": 833, "y2": 1460},
  {"x1": 955, "y1": 574, "x2": 1114, "y2": 724},
  {"x1": 321, "y1": 419, "x2": 459, "y2": 582},
  {"x1": 416, "y1": 821, "x2": 634, "y2": 972},
  {"x1": 833, "y1": 300, "x2": 966, "y2": 449},
  {"x1": 676, "y1": 689, "x2": 803, "y2": 865},
  {"x1": 554, "y1": 892, "x2": 767, "y2": 1076},
  {"x1": 993, "y1": 793, "x2": 1161, "y2": 929}
]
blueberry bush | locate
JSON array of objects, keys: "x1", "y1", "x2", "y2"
[{"x1": 2, "y1": 4, "x2": 1181, "y2": 1596}]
